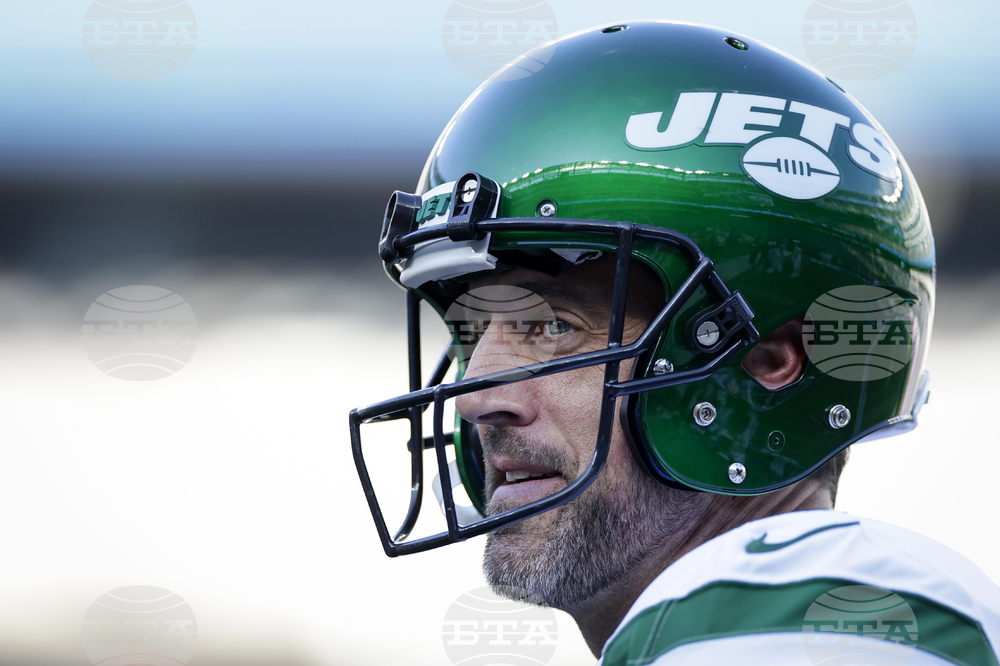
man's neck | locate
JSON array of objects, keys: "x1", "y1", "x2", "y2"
[{"x1": 566, "y1": 481, "x2": 834, "y2": 657}]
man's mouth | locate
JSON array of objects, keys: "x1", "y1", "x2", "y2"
[
  {"x1": 505, "y1": 470, "x2": 560, "y2": 483},
  {"x1": 490, "y1": 458, "x2": 565, "y2": 508}
]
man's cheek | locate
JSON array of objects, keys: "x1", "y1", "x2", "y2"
[{"x1": 545, "y1": 371, "x2": 603, "y2": 416}]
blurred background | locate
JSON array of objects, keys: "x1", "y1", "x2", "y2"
[{"x1": 0, "y1": 0, "x2": 997, "y2": 664}]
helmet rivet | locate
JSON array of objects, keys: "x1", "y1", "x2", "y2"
[
  {"x1": 460, "y1": 178, "x2": 477, "y2": 203},
  {"x1": 538, "y1": 200, "x2": 558, "y2": 218},
  {"x1": 829, "y1": 405, "x2": 851, "y2": 429},
  {"x1": 725, "y1": 37, "x2": 748, "y2": 51},
  {"x1": 653, "y1": 358, "x2": 674, "y2": 375},
  {"x1": 693, "y1": 402, "x2": 717, "y2": 426},
  {"x1": 696, "y1": 320, "x2": 721, "y2": 348},
  {"x1": 767, "y1": 430, "x2": 785, "y2": 451},
  {"x1": 728, "y1": 462, "x2": 747, "y2": 484}
]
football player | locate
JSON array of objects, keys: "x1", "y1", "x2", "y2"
[{"x1": 350, "y1": 21, "x2": 1000, "y2": 663}]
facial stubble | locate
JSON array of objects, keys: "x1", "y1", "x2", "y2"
[{"x1": 481, "y1": 428, "x2": 708, "y2": 610}]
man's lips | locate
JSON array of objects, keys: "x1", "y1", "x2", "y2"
[
  {"x1": 491, "y1": 475, "x2": 565, "y2": 507},
  {"x1": 489, "y1": 457, "x2": 564, "y2": 507}
]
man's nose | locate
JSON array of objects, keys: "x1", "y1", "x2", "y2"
[{"x1": 454, "y1": 316, "x2": 539, "y2": 428}]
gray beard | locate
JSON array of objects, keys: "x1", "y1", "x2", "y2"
[{"x1": 481, "y1": 428, "x2": 708, "y2": 610}]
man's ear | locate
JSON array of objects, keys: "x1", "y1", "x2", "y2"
[{"x1": 741, "y1": 318, "x2": 805, "y2": 390}]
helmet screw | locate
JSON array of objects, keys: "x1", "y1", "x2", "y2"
[
  {"x1": 693, "y1": 402, "x2": 717, "y2": 426},
  {"x1": 538, "y1": 200, "x2": 558, "y2": 218},
  {"x1": 460, "y1": 178, "x2": 477, "y2": 203},
  {"x1": 728, "y1": 462, "x2": 747, "y2": 484},
  {"x1": 653, "y1": 358, "x2": 674, "y2": 375},
  {"x1": 696, "y1": 320, "x2": 721, "y2": 348},
  {"x1": 828, "y1": 405, "x2": 851, "y2": 429}
]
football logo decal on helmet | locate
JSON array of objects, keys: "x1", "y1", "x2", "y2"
[
  {"x1": 625, "y1": 90, "x2": 899, "y2": 200},
  {"x1": 742, "y1": 136, "x2": 841, "y2": 199}
]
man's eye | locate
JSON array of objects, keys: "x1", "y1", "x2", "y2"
[{"x1": 541, "y1": 319, "x2": 574, "y2": 337}]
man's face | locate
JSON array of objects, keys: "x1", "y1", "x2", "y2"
[{"x1": 454, "y1": 256, "x2": 708, "y2": 609}]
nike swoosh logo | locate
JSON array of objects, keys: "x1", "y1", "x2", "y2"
[{"x1": 745, "y1": 521, "x2": 859, "y2": 553}]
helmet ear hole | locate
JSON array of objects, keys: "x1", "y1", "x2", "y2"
[{"x1": 741, "y1": 318, "x2": 806, "y2": 391}]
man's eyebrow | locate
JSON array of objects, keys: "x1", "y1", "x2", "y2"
[{"x1": 512, "y1": 280, "x2": 610, "y2": 319}]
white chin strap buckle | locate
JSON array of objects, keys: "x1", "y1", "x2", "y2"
[{"x1": 432, "y1": 459, "x2": 485, "y2": 525}]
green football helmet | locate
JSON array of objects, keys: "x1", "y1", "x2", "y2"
[{"x1": 350, "y1": 20, "x2": 934, "y2": 556}]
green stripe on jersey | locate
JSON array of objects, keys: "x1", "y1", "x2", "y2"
[{"x1": 602, "y1": 578, "x2": 998, "y2": 666}]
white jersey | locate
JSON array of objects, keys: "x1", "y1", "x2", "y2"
[{"x1": 599, "y1": 510, "x2": 1000, "y2": 666}]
